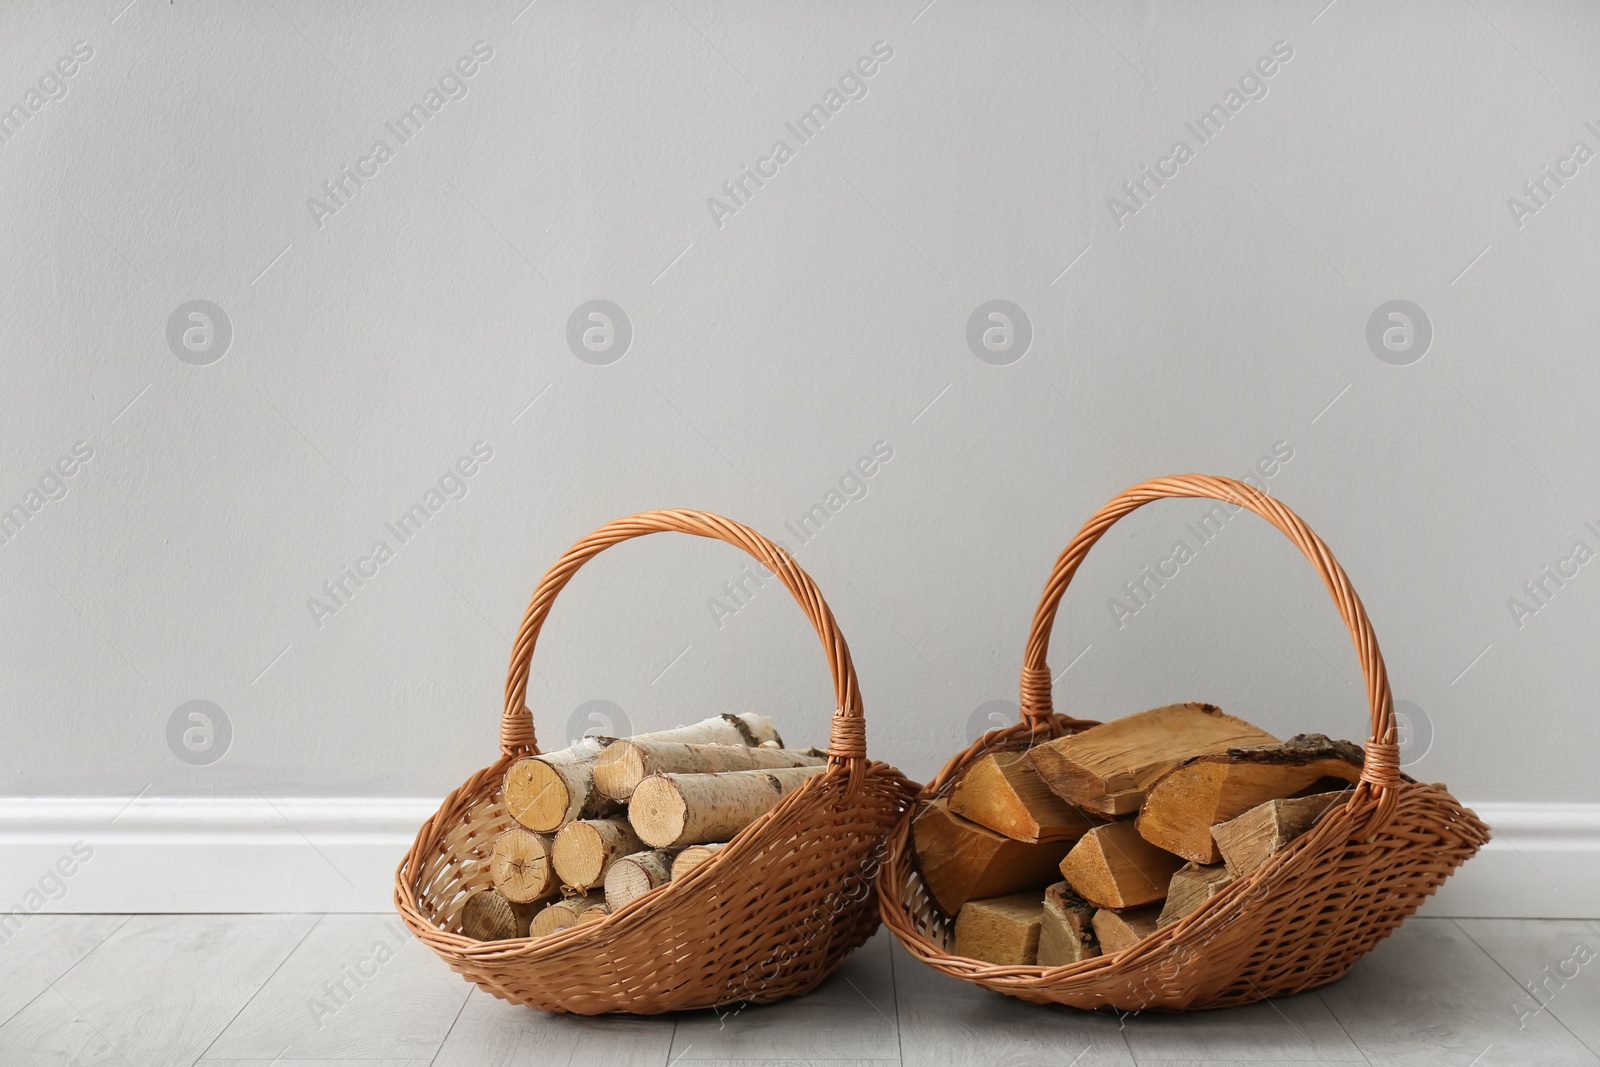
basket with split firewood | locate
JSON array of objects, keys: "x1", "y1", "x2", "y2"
[
  {"x1": 878, "y1": 475, "x2": 1490, "y2": 1010},
  {"x1": 396, "y1": 510, "x2": 915, "y2": 1014}
]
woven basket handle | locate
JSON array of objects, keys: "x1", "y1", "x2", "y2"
[
  {"x1": 1020, "y1": 475, "x2": 1400, "y2": 790},
  {"x1": 501, "y1": 509, "x2": 866, "y2": 769}
]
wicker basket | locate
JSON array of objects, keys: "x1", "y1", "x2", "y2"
[
  {"x1": 878, "y1": 474, "x2": 1489, "y2": 1011},
  {"x1": 396, "y1": 509, "x2": 915, "y2": 1014}
]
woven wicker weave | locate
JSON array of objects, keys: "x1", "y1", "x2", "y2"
[
  {"x1": 396, "y1": 509, "x2": 915, "y2": 1014},
  {"x1": 879, "y1": 475, "x2": 1489, "y2": 1010}
]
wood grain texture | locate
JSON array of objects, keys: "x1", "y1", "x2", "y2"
[
  {"x1": 1027, "y1": 703, "x2": 1279, "y2": 815},
  {"x1": 430, "y1": 987, "x2": 670, "y2": 1067},
  {"x1": 889, "y1": 938, "x2": 1137, "y2": 1066},
  {"x1": 669, "y1": 931, "x2": 900, "y2": 1061},
  {"x1": 948, "y1": 750, "x2": 1099, "y2": 843},
  {"x1": 202, "y1": 915, "x2": 468, "y2": 1061},
  {"x1": 1455, "y1": 918, "x2": 1600, "y2": 1057},
  {"x1": 0, "y1": 913, "x2": 126, "y2": 1028},
  {"x1": 1117, "y1": 984, "x2": 1365, "y2": 1062},
  {"x1": 1319, "y1": 919, "x2": 1598, "y2": 1066},
  {"x1": 0, "y1": 914, "x2": 315, "y2": 1067}
]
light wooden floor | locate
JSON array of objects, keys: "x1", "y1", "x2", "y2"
[{"x1": 1, "y1": 915, "x2": 1596, "y2": 1066}]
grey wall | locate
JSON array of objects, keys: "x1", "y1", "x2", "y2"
[{"x1": 3, "y1": 0, "x2": 1595, "y2": 807}]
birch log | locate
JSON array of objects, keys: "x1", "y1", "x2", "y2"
[
  {"x1": 551, "y1": 818, "x2": 644, "y2": 890},
  {"x1": 490, "y1": 828, "x2": 559, "y2": 903},
  {"x1": 460, "y1": 889, "x2": 539, "y2": 941},
  {"x1": 603, "y1": 850, "x2": 676, "y2": 910},
  {"x1": 628, "y1": 766, "x2": 826, "y2": 848},
  {"x1": 670, "y1": 842, "x2": 727, "y2": 880},
  {"x1": 528, "y1": 892, "x2": 605, "y2": 937},
  {"x1": 594, "y1": 742, "x2": 825, "y2": 801},
  {"x1": 503, "y1": 738, "x2": 618, "y2": 832}
]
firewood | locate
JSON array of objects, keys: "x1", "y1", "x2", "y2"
[
  {"x1": 577, "y1": 904, "x2": 609, "y2": 924},
  {"x1": 1028, "y1": 703, "x2": 1279, "y2": 815},
  {"x1": 628, "y1": 766, "x2": 825, "y2": 848},
  {"x1": 1157, "y1": 863, "x2": 1235, "y2": 928},
  {"x1": 503, "y1": 738, "x2": 618, "y2": 833},
  {"x1": 489, "y1": 828, "x2": 558, "y2": 903},
  {"x1": 459, "y1": 889, "x2": 538, "y2": 941},
  {"x1": 1092, "y1": 904, "x2": 1162, "y2": 955},
  {"x1": 1058, "y1": 821, "x2": 1184, "y2": 910},
  {"x1": 594, "y1": 741, "x2": 826, "y2": 801},
  {"x1": 551, "y1": 818, "x2": 644, "y2": 890},
  {"x1": 528, "y1": 892, "x2": 605, "y2": 937},
  {"x1": 1037, "y1": 882, "x2": 1100, "y2": 967},
  {"x1": 669, "y1": 842, "x2": 727, "y2": 880},
  {"x1": 948, "y1": 751, "x2": 1102, "y2": 843},
  {"x1": 953, "y1": 892, "x2": 1044, "y2": 965},
  {"x1": 603, "y1": 849, "x2": 676, "y2": 910},
  {"x1": 627, "y1": 712, "x2": 783, "y2": 748},
  {"x1": 1212, "y1": 790, "x2": 1350, "y2": 877},
  {"x1": 911, "y1": 799, "x2": 1073, "y2": 916},
  {"x1": 1136, "y1": 734, "x2": 1364, "y2": 863},
  {"x1": 502, "y1": 715, "x2": 780, "y2": 833}
]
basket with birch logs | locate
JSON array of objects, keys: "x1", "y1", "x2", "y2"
[
  {"x1": 395, "y1": 509, "x2": 915, "y2": 1014},
  {"x1": 878, "y1": 475, "x2": 1490, "y2": 1010}
]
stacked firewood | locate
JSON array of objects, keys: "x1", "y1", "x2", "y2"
[
  {"x1": 913, "y1": 702, "x2": 1361, "y2": 966},
  {"x1": 459, "y1": 713, "x2": 828, "y2": 940}
]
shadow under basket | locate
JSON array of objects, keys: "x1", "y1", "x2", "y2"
[
  {"x1": 877, "y1": 475, "x2": 1490, "y2": 1011},
  {"x1": 395, "y1": 509, "x2": 915, "y2": 1015}
]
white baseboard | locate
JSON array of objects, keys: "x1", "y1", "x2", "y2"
[{"x1": 1, "y1": 797, "x2": 1596, "y2": 916}]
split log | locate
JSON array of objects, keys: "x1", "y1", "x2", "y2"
[
  {"x1": 628, "y1": 766, "x2": 825, "y2": 848},
  {"x1": 503, "y1": 738, "x2": 619, "y2": 833},
  {"x1": 603, "y1": 849, "x2": 676, "y2": 910},
  {"x1": 1028, "y1": 703, "x2": 1279, "y2": 815},
  {"x1": 1156, "y1": 863, "x2": 1235, "y2": 928},
  {"x1": 1058, "y1": 821, "x2": 1184, "y2": 910},
  {"x1": 670, "y1": 842, "x2": 727, "y2": 880},
  {"x1": 490, "y1": 828, "x2": 559, "y2": 903},
  {"x1": 460, "y1": 889, "x2": 539, "y2": 941},
  {"x1": 528, "y1": 892, "x2": 606, "y2": 937},
  {"x1": 953, "y1": 892, "x2": 1044, "y2": 965},
  {"x1": 1037, "y1": 882, "x2": 1100, "y2": 967},
  {"x1": 1136, "y1": 734, "x2": 1364, "y2": 863},
  {"x1": 551, "y1": 818, "x2": 644, "y2": 890},
  {"x1": 1212, "y1": 790, "x2": 1351, "y2": 877},
  {"x1": 948, "y1": 750, "x2": 1102, "y2": 843},
  {"x1": 594, "y1": 741, "x2": 825, "y2": 801},
  {"x1": 1092, "y1": 904, "x2": 1162, "y2": 955},
  {"x1": 910, "y1": 798, "x2": 1073, "y2": 916}
]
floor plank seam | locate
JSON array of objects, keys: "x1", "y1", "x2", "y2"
[
  {"x1": 1450, "y1": 917, "x2": 1600, "y2": 1062},
  {"x1": 189, "y1": 914, "x2": 326, "y2": 1066},
  {"x1": 0, "y1": 913, "x2": 133, "y2": 1033}
]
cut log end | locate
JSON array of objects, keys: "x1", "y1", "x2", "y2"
[
  {"x1": 603, "y1": 850, "x2": 675, "y2": 911},
  {"x1": 528, "y1": 892, "x2": 605, "y2": 938},
  {"x1": 953, "y1": 891, "x2": 1045, "y2": 965},
  {"x1": 551, "y1": 818, "x2": 645, "y2": 890},
  {"x1": 628, "y1": 776, "x2": 690, "y2": 849},
  {"x1": 592, "y1": 743, "x2": 648, "y2": 801},
  {"x1": 460, "y1": 889, "x2": 538, "y2": 941},
  {"x1": 670, "y1": 842, "x2": 727, "y2": 881},
  {"x1": 503, "y1": 757, "x2": 576, "y2": 833},
  {"x1": 489, "y1": 828, "x2": 558, "y2": 904},
  {"x1": 1092, "y1": 904, "x2": 1162, "y2": 955},
  {"x1": 1059, "y1": 821, "x2": 1184, "y2": 910},
  {"x1": 1037, "y1": 881, "x2": 1100, "y2": 967}
]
